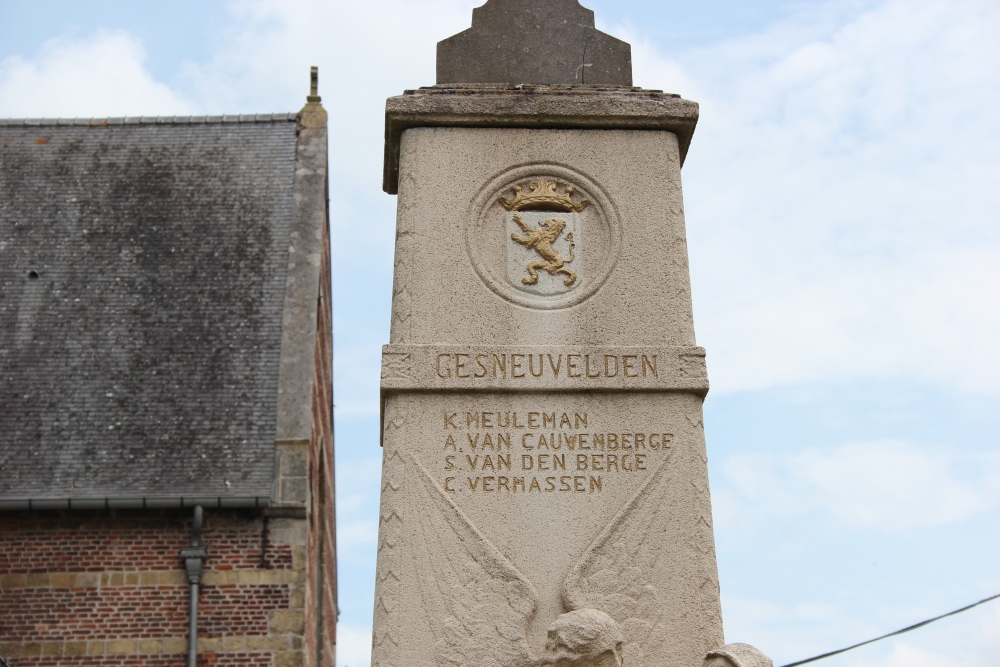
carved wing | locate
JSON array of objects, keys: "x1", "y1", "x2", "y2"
[
  {"x1": 561, "y1": 452, "x2": 677, "y2": 662},
  {"x1": 409, "y1": 454, "x2": 539, "y2": 667}
]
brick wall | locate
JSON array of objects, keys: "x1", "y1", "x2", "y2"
[
  {"x1": 0, "y1": 509, "x2": 307, "y2": 666},
  {"x1": 1, "y1": 104, "x2": 336, "y2": 667}
]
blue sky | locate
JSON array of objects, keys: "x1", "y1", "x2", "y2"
[{"x1": 2, "y1": 1, "x2": 998, "y2": 666}]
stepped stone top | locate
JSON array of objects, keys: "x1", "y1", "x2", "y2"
[{"x1": 437, "y1": 0, "x2": 632, "y2": 85}]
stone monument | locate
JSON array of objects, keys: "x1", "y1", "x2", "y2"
[{"x1": 373, "y1": 2, "x2": 772, "y2": 666}]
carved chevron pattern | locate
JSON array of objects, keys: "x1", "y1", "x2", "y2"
[
  {"x1": 389, "y1": 216, "x2": 415, "y2": 342},
  {"x1": 372, "y1": 397, "x2": 408, "y2": 667},
  {"x1": 381, "y1": 352, "x2": 413, "y2": 380},
  {"x1": 686, "y1": 438, "x2": 723, "y2": 626},
  {"x1": 389, "y1": 285, "x2": 412, "y2": 340}
]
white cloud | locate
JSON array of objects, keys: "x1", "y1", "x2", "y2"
[
  {"x1": 180, "y1": 0, "x2": 470, "y2": 188},
  {"x1": 724, "y1": 592, "x2": 1000, "y2": 667},
  {"x1": 167, "y1": 0, "x2": 1000, "y2": 401},
  {"x1": 336, "y1": 622, "x2": 373, "y2": 667},
  {"x1": 794, "y1": 441, "x2": 999, "y2": 527},
  {"x1": 716, "y1": 440, "x2": 1000, "y2": 531},
  {"x1": 333, "y1": 454, "x2": 381, "y2": 591},
  {"x1": 720, "y1": 594, "x2": 858, "y2": 664},
  {"x1": 0, "y1": 31, "x2": 194, "y2": 117},
  {"x1": 622, "y1": 0, "x2": 1000, "y2": 395},
  {"x1": 879, "y1": 644, "x2": 965, "y2": 667},
  {"x1": 336, "y1": 519, "x2": 378, "y2": 550},
  {"x1": 334, "y1": 457, "x2": 383, "y2": 511},
  {"x1": 333, "y1": 335, "x2": 385, "y2": 420},
  {"x1": 837, "y1": 600, "x2": 1000, "y2": 667},
  {"x1": 334, "y1": 457, "x2": 381, "y2": 556}
]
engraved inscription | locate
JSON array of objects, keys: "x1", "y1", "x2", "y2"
[
  {"x1": 380, "y1": 345, "x2": 711, "y2": 392},
  {"x1": 402, "y1": 409, "x2": 688, "y2": 666},
  {"x1": 437, "y1": 409, "x2": 672, "y2": 497},
  {"x1": 435, "y1": 352, "x2": 658, "y2": 380}
]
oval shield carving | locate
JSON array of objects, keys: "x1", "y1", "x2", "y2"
[{"x1": 467, "y1": 165, "x2": 621, "y2": 310}]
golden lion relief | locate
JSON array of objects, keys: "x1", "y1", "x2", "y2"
[
  {"x1": 511, "y1": 214, "x2": 576, "y2": 287},
  {"x1": 500, "y1": 180, "x2": 587, "y2": 291}
]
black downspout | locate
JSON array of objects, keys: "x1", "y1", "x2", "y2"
[{"x1": 181, "y1": 506, "x2": 208, "y2": 667}]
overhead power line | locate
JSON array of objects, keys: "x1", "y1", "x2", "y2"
[{"x1": 780, "y1": 591, "x2": 1000, "y2": 667}]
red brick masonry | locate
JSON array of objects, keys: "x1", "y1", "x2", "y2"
[{"x1": 0, "y1": 510, "x2": 305, "y2": 666}]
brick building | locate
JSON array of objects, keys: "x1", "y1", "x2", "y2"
[{"x1": 0, "y1": 81, "x2": 335, "y2": 666}]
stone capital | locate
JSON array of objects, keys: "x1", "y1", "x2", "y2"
[{"x1": 383, "y1": 84, "x2": 699, "y2": 193}]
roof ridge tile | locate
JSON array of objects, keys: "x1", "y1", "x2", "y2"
[{"x1": 0, "y1": 114, "x2": 298, "y2": 126}]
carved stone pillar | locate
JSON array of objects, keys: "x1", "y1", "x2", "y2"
[{"x1": 371, "y1": 2, "x2": 767, "y2": 666}]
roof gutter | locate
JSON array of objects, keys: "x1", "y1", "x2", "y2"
[{"x1": 0, "y1": 495, "x2": 271, "y2": 511}]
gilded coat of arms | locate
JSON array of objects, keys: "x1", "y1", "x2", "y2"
[
  {"x1": 499, "y1": 180, "x2": 589, "y2": 295},
  {"x1": 466, "y1": 166, "x2": 619, "y2": 310}
]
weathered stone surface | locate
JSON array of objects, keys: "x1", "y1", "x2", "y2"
[
  {"x1": 542, "y1": 608, "x2": 624, "y2": 666},
  {"x1": 438, "y1": 0, "x2": 632, "y2": 85},
  {"x1": 705, "y1": 643, "x2": 775, "y2": 667},
  {"x1": 376, "y1": 3, "x2": 775, "y2": 657},
  {"x1": 275, "y1": 99, "x2": 328, "y2": 450},
  {"x1": 383, "y1": 85, "x2": 699, "y2": 193},
  {"x1": 373, "y1": 119, "x2": 726, "y2": 666}
]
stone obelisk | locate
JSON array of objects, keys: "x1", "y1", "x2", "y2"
[{"x1": 373, "y1": 2, "x2": 770, "y2": 666}]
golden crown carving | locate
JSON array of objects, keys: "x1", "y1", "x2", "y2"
[{"x1": 498, "y1": 180, "x2": 590, "y2": 213}]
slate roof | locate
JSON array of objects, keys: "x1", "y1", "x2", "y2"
[{"x1": 0, "y1": 115, "x2": 300, "y2": 506}]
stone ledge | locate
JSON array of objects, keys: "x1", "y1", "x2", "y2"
[
  {"x1": 0, "y1": 637, "x2": 285, "y2": 658},
  {"x1": 264, "y1": 503, "x2": 309, "y2": 520},
  {"x1": 0, "y1": 568, "x2": 301, "y2": 588},
  {"x1": 0, "y1": 114, "x2": 298, "y2": 127},
  {"x1": 381, "y1": 344, "x2": 709, "y2": 393},
  {"x1": 384, "y1": 84, "x2": 699, "y2": 193}
]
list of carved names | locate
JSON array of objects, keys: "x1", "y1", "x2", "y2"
[{"x1": 438, "y1": 409, "x2": 672, "y2": 495}]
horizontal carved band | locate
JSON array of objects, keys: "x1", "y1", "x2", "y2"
[{"x1": 381, "y1": 344, "x2": 709, "y2": 393}]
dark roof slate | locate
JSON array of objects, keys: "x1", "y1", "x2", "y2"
[{"x1": 0, "y1": 116, "x2": 298, "y2": 503}]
